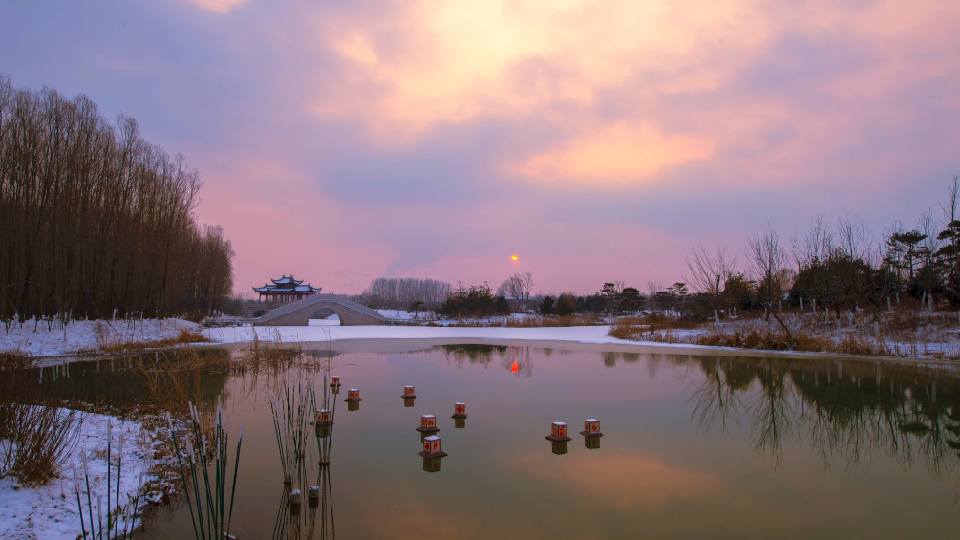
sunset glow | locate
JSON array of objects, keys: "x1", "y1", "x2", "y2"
[
  {"x1": 511, "y1": 255, "x2": 519, "y2": 262},
  {"x1": 2, "y1": 0, "x2": 955, "y2": 294}
]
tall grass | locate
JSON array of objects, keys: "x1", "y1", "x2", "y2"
[
  {"x1": 166, "y1": 397, "x2": 243, "y2": 540},
  {"x1": 73, "y1": 419, "x2": 144, "y2": 539},
  {"x1": 267, "y1": 377, "x2": 317, "y2": 484}
]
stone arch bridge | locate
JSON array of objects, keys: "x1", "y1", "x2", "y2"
[{"x1": 244, "y1": 293, "x2": 388, "y2": 326}]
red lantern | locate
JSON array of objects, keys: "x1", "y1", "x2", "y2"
[
  {"x1": 418, "y1": 435, "x2": 447, "y2": 458},
  {"x1": 345, "y1": 388, "x2": 361, "y2": 402},
  {"x1": 579, "y1": 419, "x2": 603, "y2": 437},
  {"x1": 451, "y1": 402, "x2": 467, "y2": 419},
  {"x1": 417, "y1": 414, "x2": 440, "y2": 433},
  {"x1": 546, "y1": 421, "x2": 571, "y2": 442},
  {"x1": 402, "y1": 386, "x2": 417, "y2": 398}
]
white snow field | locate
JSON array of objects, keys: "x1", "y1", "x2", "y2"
[
  {"x1": 0, "y1": 412, "x2": 158, "y2": 540},
  {"x1": 203, "y1": 324, "x2": 698, "y2": 348},
  {"x1": 0, "y1": 318, "x2": 201, "y2": 358}
]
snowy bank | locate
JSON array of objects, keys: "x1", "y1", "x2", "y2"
[
  {"x1": 0, "y1": 319, "x2": 201, "y2": 358},
  {"x1": 0, "y1": 412, "x2": 158, "y2": 540},
  {"x1": 203, "y1": 324, "x2": 701, "y2": 349}
]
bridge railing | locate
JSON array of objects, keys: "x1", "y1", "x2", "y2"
[{"x1": 255, "y1": 293, "x2": 387, "y2": 324}]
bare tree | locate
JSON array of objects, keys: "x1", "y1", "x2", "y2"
[
  {"x1": 685, "y1": 244, "x2": 737, "y2": 318},
  {"x1": 746, "y1": 224, "x2": 787, "y2": 321},
  {"x1": 497, "y1": 272, "x2": 535, "y2": 311}
]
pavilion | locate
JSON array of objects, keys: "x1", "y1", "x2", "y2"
[{"x1": 252, "y1": 275, "x2": 322, "y2": 302}]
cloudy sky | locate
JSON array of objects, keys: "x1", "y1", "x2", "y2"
[{"x1": 2, "y1": 0, "x2": 958, "y2": 295}]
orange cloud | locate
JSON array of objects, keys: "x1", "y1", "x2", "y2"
[
  {"x1": 516, "y1": 123, "x2": 714, "y2": 182},
  {"x1": 311, "y1": 0, "x2": 764, "y2": 138},
  {"x1": 179, "y1": 0, "x2": 245, "y2": 13},
  {"x1": 507, "y1": 450, "x2": 723, "y2": 510}
]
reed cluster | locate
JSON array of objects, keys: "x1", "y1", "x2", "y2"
[
  {"x1": 73, "y1": 418, "x2": 144, "y2": 539},
  {"x1": 166, "y1": 397, "x2": 243, "y2": 540}
]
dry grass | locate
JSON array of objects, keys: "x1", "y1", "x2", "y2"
[
  {"x1": 609, "y1": 308, "x2": 960, "y2": 359},
  {"x1": 0, "y1": 352, "x2": 81, "y2": 486},
  {"x1": 446, "y1": 314, "x2": 604, "y2": 328},
  {"x1": 94, "y1": 328, "x2": 211, "y2": 355}
]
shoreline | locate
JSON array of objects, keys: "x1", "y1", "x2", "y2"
[{"x1": 8, "y1": 324, "x2": 959, "y2": 367}]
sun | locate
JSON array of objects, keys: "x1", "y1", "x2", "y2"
[{"x1": 511, "y1": 254, "x2": 519, "y2": 262}]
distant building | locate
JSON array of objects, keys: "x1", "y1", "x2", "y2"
[{"x1": 252, "y1": 275, "x2": 321, "y2": 302}]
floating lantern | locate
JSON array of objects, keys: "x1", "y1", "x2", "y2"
[
  {"x1": 345, "y1": 388, "x2": 361, "y2": 402},
  {"x1": 347, "y1": 401, "x2": 360, "y2": 412},
  {"x1": 315, "y1": 409, "x2": 333, "y2": 426},
  {"x1": 551, "y1": 440, "x2": 568, "y2": 455},
  {"x1": 417, "y1": 415, "x2": 440, "y2": 433},
  {"x1": 402, "y1": 386, "x2": 417, "y2": 399},
  {"x1": 454, "y1": 418, "x2": 466, "y2": 429},
  {"x1": 330, "y1": 375, "x2": 341, "y2": 387},
  {"x1": 403, "y1": 397, "x2": 416, "y2": 408},
  {"x1": 422, "y1": 456, "x2": 443, "y2": 473},
  {"x1": 545, "y1": 421, "x2": 571, "y2": 442},
  {"x1": 315, "y1": 424, "x2": 332, "y2": 439},
  {"x1": 579, "y1": 419, "x2": 603, "y2": 437},
  {"x1": 289, "y1": 489, "x2": 302, "y2": 506},
  {"x1": 584, "y1": 436, "x2": 601, "y2": 450},
  {"x1": 308, "y1": 486, "x2": 319, "y2": 508},
  {"x1": 451, "y1": 402, "x2": 467, "y2": 419},
  {"x1": 418, "y1": 435, "x2": 448, "y2": 458}
]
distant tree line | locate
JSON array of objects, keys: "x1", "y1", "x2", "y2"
[
  {"x1": 0, "y1": 75, "x2": 234, "y2": 322},
  {"x1": 353, "y1": 277, "x2": 453, "y2": 310}
]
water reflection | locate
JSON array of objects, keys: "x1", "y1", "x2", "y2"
[
  {"x1": 686, "y1": 355, "x2": 960, "y2": 494},
  {"x1": 20, "y1": 345, "x2": 960, "y2": 538}
]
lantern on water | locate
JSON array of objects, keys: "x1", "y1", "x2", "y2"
[
  {"x1": 551, "y1": 440, "x2": 568, "y2": 455},
  {"x1": 345, "y1": 388, "x2": 361, "y2": 402},
  {"x1": 417, "y1": 414, "x2": 440, "y2": 432},
  {"x1": 347, "y1": 401, "x2": 360, "y2": 412},
  {"x1": 546, "y1": 421, "x2": 571, "y2": 442},
  {"x1": 331, "y1": 385, "x2": 340, "y2": 395},
  {"x1": 403, "y1": 397, "x2": 416, "y2": 408},
  {"x1": 308, "y1": 486, "x2": 320, "y2": 508},
  {"x1": 451, "y1": 402, "x2": 467, "y2": 419},
  {"x1": 579, "y1": 419, "x2": 603, "y2": 437},
  {"x1": 454, "y1": 418, "x2": 466, "y2": 429},
  {"x1": 584, "y1": 436, "x2": 601, "y2": 450},
  {"x1": 315, "y1": 409, "x2": 333, "y2": 426},
  {"x1": 418, "y1": 435, "x2": 447, "y2": 458},
  {"x1": 330, "y1": 375, "x2": 340, "y2": 387},
  {"x1": 402, "y1": 386, "x2": 417, "y2": 398}
]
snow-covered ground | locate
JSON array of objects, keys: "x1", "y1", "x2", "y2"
[
  {"x1": 204, "y1": 324, "x2": 696, "y2": 348},
  {"x1": 0, "y1": 412, "x2": 158, "y2": 540},
  {"x1": 0, "y1": 318, "x2": 201, "y2": 358}
]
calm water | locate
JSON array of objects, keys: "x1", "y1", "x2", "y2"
[{"x1": 37, "y1": 344, "x2": 960, "y2": 539}]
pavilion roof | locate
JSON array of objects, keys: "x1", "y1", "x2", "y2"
[
  {"x1": 271, "y1": 275, "x2": 304, "y2": 285},
  {"x1": 252, "y1": 284, "x2": 322, "y2": 293}
]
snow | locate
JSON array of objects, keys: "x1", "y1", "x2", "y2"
[
  {"x1": 376, "y1": 309, "x2": 433, "y2": 321},
  {"x1": 0, "y1": 318, "x2": 201, "y2": 358},
  {"x1": 203, "y1": 324, "x2": 700, "y2": 349},
  {"x1": 0, "y1": 412, "x2": 158, "y2": 540}
]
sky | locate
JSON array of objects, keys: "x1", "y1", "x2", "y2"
[{"x1": 2, "y1": 0, "x2": 959, "y2": 295}]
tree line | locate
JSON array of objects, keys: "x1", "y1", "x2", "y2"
[
  {"x1": 673, "y1": 176, "x2": 960, "y2": 321},
  {"x1": 0, "y1": 75, "x2": 234, "y2": 322},
  {"x1": 352, "y1": 277, "x2": 453, "y2": 310}
]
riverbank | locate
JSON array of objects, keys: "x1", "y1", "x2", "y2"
[
  {"x1": 0, "y1": 319, "x2": 204, "y2": 357},
  {"x1": 0, "y1": 412, "x2": 161, "y2": 540}
]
